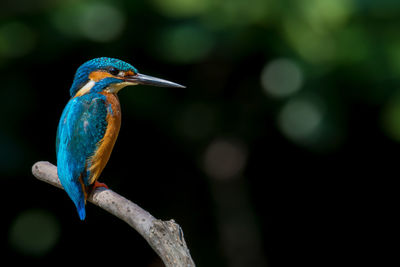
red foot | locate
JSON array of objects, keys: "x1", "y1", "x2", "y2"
[{"x1": 93, "y1": 181, "x2": 109, "y2": 190}]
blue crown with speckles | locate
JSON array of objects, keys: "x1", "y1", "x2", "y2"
[{"x1": 69, "y1": 57, "x2": 138, "y2": 97}]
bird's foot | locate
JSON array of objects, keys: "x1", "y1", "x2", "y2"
[
  {"x1": 86, "y1": 181, "x2": 109, "y2": 199},
  {"x1": 93, "y1": 180, "x2": 109, "y2": 190}
]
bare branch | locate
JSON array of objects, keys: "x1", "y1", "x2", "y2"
[{"x1": 32, "y1": 161, "x2": 195, "y2": 267}]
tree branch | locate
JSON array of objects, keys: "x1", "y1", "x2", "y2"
[{"x1": 32, "y1": 161, "x2": 195, "y2": 267}]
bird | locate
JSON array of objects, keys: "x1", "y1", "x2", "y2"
[{"x1": 56, "y1": 57, "x2": 185, "y2": 220}]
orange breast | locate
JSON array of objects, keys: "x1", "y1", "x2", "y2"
[{"x1": 87, "y1": 92, "x2": 121, "y2": 185}]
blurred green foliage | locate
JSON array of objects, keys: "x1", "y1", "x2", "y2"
[{"x1": 0, "y1": 0, "x2": 397, "y2": 266}]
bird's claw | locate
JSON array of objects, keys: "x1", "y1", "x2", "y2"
[{"x1": 93, "y1": 180, "x2": 109, "y2": 190}]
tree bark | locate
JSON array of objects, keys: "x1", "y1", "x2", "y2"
[{"x1": 32, "y1": 161, "x2": 195, "y2": 267}]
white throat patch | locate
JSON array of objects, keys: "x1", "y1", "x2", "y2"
[
  {"x1": 75, "y1": 80, "x2": 96, "y2": 97},
  {"x1": 75, "y1": 79, "x2": 137, "y2": 96},
  {"x1": 104, "y1": 81, "x2": 137, "y2": 93}
]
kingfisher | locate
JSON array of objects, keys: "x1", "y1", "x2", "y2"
[{"x1": 56, "y1": 57, "x2": 184, "y2": 220}]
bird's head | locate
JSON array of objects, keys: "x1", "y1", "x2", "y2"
[{"x1": 70, "y1": 57, "x2": 185, "y2": 97}]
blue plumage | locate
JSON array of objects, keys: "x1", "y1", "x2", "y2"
[
  {"x1": 56, "y1": 94, "x2": 108, "y2": 220},
  {"x1": 56, "y1": 57, "x2": 184, "y2": 220}
]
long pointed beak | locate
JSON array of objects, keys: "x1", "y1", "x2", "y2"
[{"x1": 124, "y1": 73, "x2": 185, "y2": 88}]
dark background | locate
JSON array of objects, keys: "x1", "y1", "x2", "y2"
[{"x1": 0, "y1": 0, "x2": 395, "y2": 266}]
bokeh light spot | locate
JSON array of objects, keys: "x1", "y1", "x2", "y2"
[
  {"x1": 278, "y1": 97, "x2": 322, "y2": 142},
  {"x1": 79, "y1": 3, "x2": 125, "y2": 42},
  {"x1": 157, "y1": 24, "x2": 213, "y2": 63},
  {"x1": 261, "y1": 58, "x2": 303, "y2": 98},
  {"x1": 0, "y1": 22, "x2": 35, "y2": 58},
  {"x1": 283, "y1": 18, "x2": 336, "y2": 64},
  {"x1": 203, "y1": 139, "x2": 247, "y2": 180},
  {"x1": 300, "y1": 0, "x2": 353, "y2": 32},
  {"x1": 52, "y1": 2, "x2": 125, "y2": 42},
  {"x1": 9, "y1": 209, "x2": 60, "y2": 257}
]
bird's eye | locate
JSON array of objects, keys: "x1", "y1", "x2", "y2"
[{"x1": 108, "y1": 67, "x2": 119, "y2": 76}]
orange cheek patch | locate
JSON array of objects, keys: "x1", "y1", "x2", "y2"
[
  {"x1": 89, "y1": 71, "x2": 115, "y2": 82},
  {"x1": 125, "y1": 70, "x2": 135, "y2": 76}
]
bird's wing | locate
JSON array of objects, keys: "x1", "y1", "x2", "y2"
[{"x1": 56, "y1": 94, "x2": 108, "y2": 218}]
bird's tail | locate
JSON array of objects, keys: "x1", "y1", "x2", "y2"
[
  {"x1": 59, "y1": 176, "x2": 87, "y2": 221},
  {"x1": 70, "y1": 185, "x2": 86, "y2": 220},
  {"x1": 74, "y1": 178, "x2": 87, "y2": 220},
  {"x1": 71, "y1": 187, "x2": 86, "y2": 220},
  {"x1": 76, "y1": 201, "x2": 86, "y2": 220}
]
